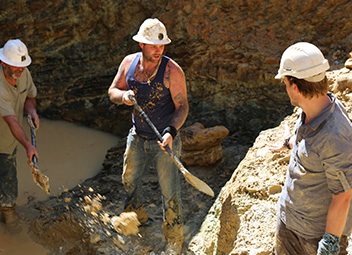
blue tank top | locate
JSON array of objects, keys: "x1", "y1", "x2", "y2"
[{"x1": 126, "y1": 52, "x2": 175, "y2": 139}]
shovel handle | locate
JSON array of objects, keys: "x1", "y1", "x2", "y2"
[
  {"x1": 26, "y1": 115, "x2": 38, "y2": 164},
  {"x1": 127, "y1": 95, "x2": 214, "y2": 197},
  {"x1": 128, "y1": 95, "x2": 168, "y2": 143},
  {"x1": 128, "y1": 95, "x2": 181, "y2": 167}
]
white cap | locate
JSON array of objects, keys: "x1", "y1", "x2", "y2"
[
  {"x1": 0, "y1": 39, "x2": 31, "y2": 67},
  {"x1": 275, "y1": 42, "x2": 329, "y2": 82},
  {"x1": 132, "y1": 18, "x2": 171, "y2": 45}
]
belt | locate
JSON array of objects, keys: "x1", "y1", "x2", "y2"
[{"x1": 137, "y1": 133, "x2": 157, "y2": 141}]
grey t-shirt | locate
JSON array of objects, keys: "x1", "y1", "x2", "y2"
[
  {"x1": 279, "y1": 93, "x2": 352, "y2": 239},
  {"x1": 0, "y1": 67, "x2": 37, "y2": 154}
]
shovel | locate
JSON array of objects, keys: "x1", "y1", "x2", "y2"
[
  {"x1": 26, "y1": 115, "x2": 50, "y2": 194},
  {"x1": 128, "y1": 95, "x2": 214, "y2": 197}
]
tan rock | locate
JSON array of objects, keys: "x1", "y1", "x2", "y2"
[
  {"x1": 345, "y1": 58, "x2": 352, "y2": 69},
  {"x1": 181, "y1": 122, "x2": 229, "y2": 151},
  {"x1": 111, "y1": 212, "x2": 140, "y2": 236},
  {"x1": 180, "y1": 122, "x2": 229, "y2": 166},
  {"x1": 268, "y1": 185, "x2": 282, "y2": 195},
  {"x1": 63, "y1": 197, "x2": 71, "y2": 203},
  {"x1": 89, "y1": 233, "x2": 101, "y2": 244},
  {"x1": 182, "y1": 144, "x2": 223, "y2": 166},
  {"x1": 83, "y1": 195, "x2": 102, "y2": 214}
]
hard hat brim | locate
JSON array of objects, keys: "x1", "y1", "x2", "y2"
[
  {"x1": 0, "y1": 48, "x2": 32, "y2": 67},
  {"x1": 274, "y1": 73, "x2": 283, "y2": 79},
  {"x1": 132, "y1": 35, "x2": 171, "y2": 45},
  {"x1": 275, "y1": 71, "x2": 326, "y2": 82}
]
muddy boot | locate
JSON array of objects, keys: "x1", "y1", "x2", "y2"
[
  {"x1": 0, "y1": 206, "x2": 22, "y2": 233},
  {"x1": 123, "y1": 205, "x2": 149, "y2": 225},
  {"x1": 163, "y1": 223, "x2": 184, "y2": 255},
  {"x1": 0, "y1": 206, "x2": 18, "y2": 224},
  {"x1": 163, "y1": 242, "x2": 183, "y2": 255}
]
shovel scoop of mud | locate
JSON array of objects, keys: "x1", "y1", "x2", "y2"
[
  {"x1": 29, "y1": 162, "x2": 50, "y2": 194},
  {"x1": 26, "y1": 115, "x2": 50, "y2": 195},
  {"x1": 111, "y1": 212, "x2": 141, "y2": 236}
]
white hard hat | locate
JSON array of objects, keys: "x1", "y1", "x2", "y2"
[
  {"x1": 275, "y1": 42, "x2": 329, "y2": 82},
  {"x1": 0, "y1": 39, "x2": 31, "y2": 67},
  {"x1": 132, "y1": 18, "x2": 171, "y2": 45}
]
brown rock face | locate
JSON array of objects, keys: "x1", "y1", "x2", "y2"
[
  {"x1": 181, "y1": 122, "x2": 229, "y2": 166},
  {"x1": 1, "y1": 1, "x2": 351, "y2": 138}
]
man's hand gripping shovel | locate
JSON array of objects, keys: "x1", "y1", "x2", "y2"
[
  {"x1": 128, "y1": 95, "x2": 214, "y2": 197},
  {"x1": 27, "y1": 115, "x2": 50, "y2": 194}
]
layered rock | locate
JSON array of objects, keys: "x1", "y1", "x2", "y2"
[{"x1": 1, "y1": 1, "x2": 351, "y2": 138}]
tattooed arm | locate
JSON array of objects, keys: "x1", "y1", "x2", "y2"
[
  {"x1": 166, "y1": 59, "x2": 189, "y2": 130},
  {"x1": 159, "y1": 59, "x2": 189, "y2": 150}
]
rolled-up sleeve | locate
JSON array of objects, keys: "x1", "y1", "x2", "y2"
[{"x1": 321, "y1": 134, "x2": 352, "y2": 194}]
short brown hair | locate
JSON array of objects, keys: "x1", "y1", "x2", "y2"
[{"x1": 287, "y1": 76, "x2": 328, "y2": 98}]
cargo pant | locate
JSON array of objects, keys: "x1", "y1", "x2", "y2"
[
  {"x1": 0, "y1": 150, "x2": 18, "y2": 207},
  {"x1": 275, "y1": 219, "x2": 348, "y2": 255},
  {"x1": 122, "y1": 127, "x2": 184, "y2": 245}
]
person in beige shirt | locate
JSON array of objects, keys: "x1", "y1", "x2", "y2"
[{"x1": 0, "y1": 39, "x2": 39, "y2": 227}]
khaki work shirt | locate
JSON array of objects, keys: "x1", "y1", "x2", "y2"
[{"x1": 0, "y1": 67, "x2": 37, "y2": 154}]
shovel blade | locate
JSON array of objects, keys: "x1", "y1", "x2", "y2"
[
  {"x1": 168, "y1": 150, "x2": 214, "y2": 197},
  {"x1": 183, "y1": 169, "x2": 214, "y2": 197}
]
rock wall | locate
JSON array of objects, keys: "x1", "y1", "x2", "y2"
[{"x1": 1, "y1": 0, "x2": 351, "y2": 137}]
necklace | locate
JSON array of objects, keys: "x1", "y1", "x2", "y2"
[{"x1": 143, "y1": 58, "x2": 162, "y2": 85}]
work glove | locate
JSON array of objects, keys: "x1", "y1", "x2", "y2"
[{"x1": 317, "y1": 232, "x2": 340, "y2": 255}]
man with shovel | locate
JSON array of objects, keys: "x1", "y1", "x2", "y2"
[
  {"x1": 0, "y1": 39, "x2": 39, "y2": 228},
  {"x1": 108, "y1": 18, "x2": 189, "y2": 254}
]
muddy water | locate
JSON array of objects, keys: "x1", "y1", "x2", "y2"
[{"x1": 0, "y1": 118, "x2": 118, "y2": 254}]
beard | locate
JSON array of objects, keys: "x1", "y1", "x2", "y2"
[
  {"x1": 142, "y1": 48, "x2": 163, "y2": 63},
  {"x1": 4, "y1": 66, "x2": 24, "y2": 80},
  {"x1": 143, "y1": 54, "x2": 161, "y2": 63},
  {"x1": 11, "y1": 71, "x2": 23, "y2": 79}
]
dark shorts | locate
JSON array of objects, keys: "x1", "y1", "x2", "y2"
[
  {"x1": 275, "y1": 219, "x2": 348, "y2": 255},
  {"x1": 0, "y1": 150, "x2": 18, "y2": 207}
]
